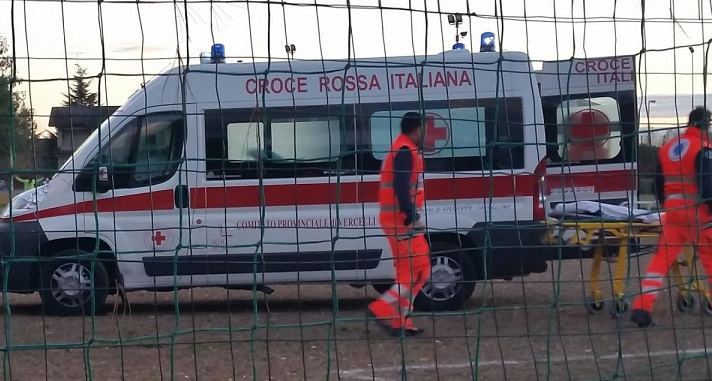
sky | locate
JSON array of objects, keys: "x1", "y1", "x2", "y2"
[{"x1": 0, "y1": 0, "x2": 711, "y2": 133}]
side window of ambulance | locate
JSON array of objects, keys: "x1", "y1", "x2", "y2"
[
  {"x1": 97, "y1": 120, "x2": 138, "y2": 168},
  {"x1": 367, "y1": 98, "x2": 525, "y2": 172},
  {"x1": 225, "y1": 121, "x2": 265, "y2": 161},
  {"x1": 80, "y1": 114, "x2": 184, "y2": 190},
  {"x1": 204, "y1": 108, "x2": 348, "y2": 180},
  {"x1": 554, "y1": 97, "x2": 621, "y2": 163},
  {"x1": 369, "y1": 108, "x2": 489, "y2": 162},
  {"x1": 131, "y1": 115, "x2": 185, "y2": 187},
  {"x1": 223, "y1": 117, "x2": 342, "y2": 178},
  {"x1": 81, "y1": 118, "x2": 140, "y2": 184},
  {"x1": 270, "y1": 117, "x2": 341, "y2": 163}
]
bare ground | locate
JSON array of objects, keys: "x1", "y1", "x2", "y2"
[{"x1": 1, "y1": 251, "x2": 712, "y2": 381}]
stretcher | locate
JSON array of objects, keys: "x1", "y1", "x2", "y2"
[{"x1": 543, "y1": 201, "x2": 712, "y2": 317}]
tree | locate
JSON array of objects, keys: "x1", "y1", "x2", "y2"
[
  {"x1": 62, "y1": 64, "x2": 98, "y2": 107},
  {"x1": 0, "y1": 35, "x2": 37, "y2": 176}
]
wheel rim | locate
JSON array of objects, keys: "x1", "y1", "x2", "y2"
[
  {"x1": 50, "y1": 263, "x2": 93, "y2": 308},
  {"x1": 421, "y1": 254, "x2": 463, "y2": 302}
]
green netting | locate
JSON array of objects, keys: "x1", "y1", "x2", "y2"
[{"x1": 0, "y1": 1, "x2": 712, "y2": 380}]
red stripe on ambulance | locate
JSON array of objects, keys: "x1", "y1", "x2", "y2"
[
  {"x1": 6, "y1": 189, "x2": 175, "y2": 222},
  {"x1": 6, "y1": 175, "x2": 538, "y2": 222},
  {"x1": 5, "y1": 170, "x2": 636, "y2": 223},
  {"x1": 189, "y1": 175, "x2": 538, "y2": 209}
]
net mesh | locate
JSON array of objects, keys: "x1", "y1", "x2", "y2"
[{"x1": 0, "y1": 0, "x2": 711, "y2": 380}]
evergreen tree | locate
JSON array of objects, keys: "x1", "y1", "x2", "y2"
[
  {"x1": 62, "y1": 64, "x2": 98, "y2": 107},
  {"x1": 0, "y1": 35, "x2": 37, "y2": 174}
]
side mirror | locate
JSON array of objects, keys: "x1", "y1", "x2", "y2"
[
  {"x1": 74, "y1": 166, "x2": 113, "y2": 194},
  {"x1": 95, "y1": 166, "x2": 113, "y2": 193}
]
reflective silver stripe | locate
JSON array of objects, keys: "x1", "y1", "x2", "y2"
[
  {"x1": 396, "y1": 232, "x2": 410, "y2": 241},
  {"x1": 383, "y1": 229, "x2": 417, "y2": 240},
  {"x1": 400, "y1": 307, "x2": 410, "y2": 319},
  {"x1": 381, "y1": 291, "x2": 399, "y2": 304},
  {"x1": 667, "y1": 193, "x2": 697, "y2": 200},
  {"x1": 641, "y1": 272, "x2": 663, "y2": 294},
  {"x1": 641, "y1": 286, "x2": 660, "y2": 295},
  {"x1": 645, "y1": 272, "x2": 665, "y2": 281},
  {"x1": 665, "y1": 175, "x2": 697, "y2": 184},
  {"x1": 383, "y1": 284, "x2": 411, "y2": 304}
]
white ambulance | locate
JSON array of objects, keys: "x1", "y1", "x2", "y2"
[{"x1": 0, "y1": 41, "x2": 638, "y2": 316}]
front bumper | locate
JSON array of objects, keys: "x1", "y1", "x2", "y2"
[{"x1": 0, "y1": 221, "x2": 47, "y2": 292}]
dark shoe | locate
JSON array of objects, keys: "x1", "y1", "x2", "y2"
[
  {"x1": 631, "y1": 309, "x2": 654, "y2": 328},
  {"x1": 390, "y1": 326, "x2": 425, "y2": 338}
]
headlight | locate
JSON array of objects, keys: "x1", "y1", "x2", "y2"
[{"x1": 0, "y1": 184, "x2": 49, "y2": 219}]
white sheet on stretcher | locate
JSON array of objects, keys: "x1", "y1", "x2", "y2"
[
  {"x1": 550, "y1": 201, "x2": 660, "y2": 223},
  {"x1": 547, "y1": 201, "x2": 661, "y2": 250}
]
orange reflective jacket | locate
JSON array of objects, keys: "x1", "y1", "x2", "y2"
[
  {"x1": 378, "y1": 134, "x2": 424, "y2": 227},
  {"x1": 658, "y1": 126, "x2": 709, "y2": 207}
]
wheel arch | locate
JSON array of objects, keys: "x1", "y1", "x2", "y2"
[
  {"x1": 426, "y1": 231, "x2": 482, "y2": 280},
  {"x1": 34, "y1": 236, "x2": 120, "y2": 293}
]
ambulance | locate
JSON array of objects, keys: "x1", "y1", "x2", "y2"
[{"x1": 0, "y1": 37, "x2": 638, "y2": 316}]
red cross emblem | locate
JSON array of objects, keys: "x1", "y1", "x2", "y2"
[
  {"x1": 152, "y1": 231, "x2": 166, "y2": 246},
  {"x1": 569, "y1": 109, "x2": 611, "y2": 149},
  {"x1": 423, "y1": 112, "x2": 450, "y2": 155}
]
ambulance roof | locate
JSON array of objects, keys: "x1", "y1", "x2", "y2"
[{"x1": 119, "y1": 49, "x2": 537, "y2": 114}]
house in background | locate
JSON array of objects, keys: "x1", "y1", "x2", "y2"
[
  {"x1": 48, "y1": 105, "x2": 119, "y2": 169},
  {"x1": 33, "y1": 129, "x2": 59, "y2": 173}
]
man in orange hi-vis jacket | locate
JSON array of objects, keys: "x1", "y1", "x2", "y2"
[
  {"x1": 368, "y1": 111, "x2": 431, "y2": 338},
  {"x1": 631, "y1": 106, "x2": 712, "y2": 328}
]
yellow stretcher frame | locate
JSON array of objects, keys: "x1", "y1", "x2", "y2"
[{"x1": 543, "y1": 220, "x2": 712, "y2": 317}]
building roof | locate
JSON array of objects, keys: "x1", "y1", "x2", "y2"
[{"x1": 48, "y1": 105, "x2": 120, "y2": 129}]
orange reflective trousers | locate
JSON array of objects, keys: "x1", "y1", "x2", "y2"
[
  {"x1": 369, "y1": 217, "x2": 431, "y2": 329},
  {"x1": 633, "y1": 203, "x2": 712, "y2": 312}
]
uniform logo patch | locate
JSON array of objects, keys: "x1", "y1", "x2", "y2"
[{"x1": 669, "y1": 139, "x2": 691, "y2": 162}]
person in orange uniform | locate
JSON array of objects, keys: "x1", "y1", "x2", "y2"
[
  {"x1": 631, "y1": 106, "x2": 712, "y2": 328},
  {"x1": 368, "y1": 111, "x2": 431, "y2": 338}
]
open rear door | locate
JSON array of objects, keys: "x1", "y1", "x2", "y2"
[{"x1": 536, "y1": 56, "x2": 639, "y2": 214}]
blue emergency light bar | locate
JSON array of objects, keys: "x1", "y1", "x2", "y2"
[
  {"x1": 452, "y1": 42, "x2": 466, "y2": 50},
  {"x1": 480, "y1": 32, "x2": 495, "y2": 52}
]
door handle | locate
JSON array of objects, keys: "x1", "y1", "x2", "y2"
[{"x1": 175, "y1": 184, "x2": 189, "y2": 208}]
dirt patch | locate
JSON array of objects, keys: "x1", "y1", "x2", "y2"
[{"x1": 1, "y1": 253, "x2": 712, "y2": 381}]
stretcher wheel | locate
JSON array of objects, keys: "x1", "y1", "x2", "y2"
[
  {"x1": 676, "y1": 293, "x2": 696, "y2": 313},
  {"x1": 609, "y1": 298, "x2": 629, "y2": 318},
  {"x1": 703, "y1": 299, "x2": 712, "y2": 316},
  {"x1": 586, "y1": 298, "x2": 605, "y2": 315}
]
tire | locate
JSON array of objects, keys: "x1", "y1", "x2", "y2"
[
  {"x1": 38, "y1": 250, "x2": 110, "y2": 316},
  {"x1": 414, "y1": 241, "x2": 477, "y2": 312}
]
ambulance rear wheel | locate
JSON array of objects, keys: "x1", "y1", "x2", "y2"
[
  {"x1": 38, "y1": 250, "x2": 110, "y2": 316},
  {"x1": 414, "y1": 241, "x2": 477, "y2": 312}
]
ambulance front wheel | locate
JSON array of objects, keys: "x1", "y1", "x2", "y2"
[{"x1": 38, "y1": 250, "x2": 110, "y2": 316}]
